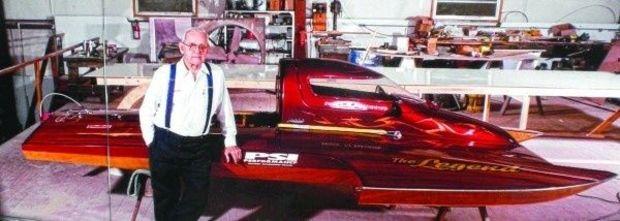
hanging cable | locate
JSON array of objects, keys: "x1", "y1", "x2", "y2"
[
  {"x1": 339, "y1": 0, "x2": 391, "y2": 36},
  {"x1": 358, "y1": 25, "x2": 396, "y2": 37},
  {"x1": 501, "y1": 10, "x2": 529, "y2": 23},
  {"x1": 38, "y1": 92, "x2": 87, "y2": 118},
  {"x1": 555, "y1": 4, "x2": 618, "y2": 23}
]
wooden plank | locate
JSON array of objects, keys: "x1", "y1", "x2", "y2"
[
  {"x1": 0, "y1": 36, "x2": 96, "y2": 77},
  {"x1": 587, "y1": 109, "x2": 620, "y2": 136}
]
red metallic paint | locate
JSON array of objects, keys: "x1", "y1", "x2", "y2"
[{"x1": 22, "y1": 58, "x2": 615, "y2": 207}]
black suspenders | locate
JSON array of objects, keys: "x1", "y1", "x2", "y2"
[
  {"x1": 164, "y1": 62, "x2": 214, "y2": 134},
  {"x1": 203, "y1": 63, "x2": 214, "y2": 133},
  {"x1": 164, "y1": 64, "x2": 176, "y2": 128}
]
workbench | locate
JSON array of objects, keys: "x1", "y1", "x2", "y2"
[{"x1": 64, "y1": 47, "x2": 129, "y2": 80}]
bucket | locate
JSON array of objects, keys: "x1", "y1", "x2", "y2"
[{"x1": 348, "y1": 49, "x2": 380, "y2": 66}]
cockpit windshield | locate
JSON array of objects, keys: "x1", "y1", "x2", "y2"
[{"x1": 309, "y1": 74, "x2": 418, "y2": 101}]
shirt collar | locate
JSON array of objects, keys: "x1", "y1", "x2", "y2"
[{"x1": 176, "y1": 60, "x2": 210, "y2": 79}]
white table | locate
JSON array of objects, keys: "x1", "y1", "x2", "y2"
[
  {"x1": 86, "y1": 63, "x2": 278, "y2": 89},
  {"x1": 372, "y1": 49, "x2": 545, "y2": 70},
  {"x1": 373, "y1": 67, "x2": 620, "y2": 129}
]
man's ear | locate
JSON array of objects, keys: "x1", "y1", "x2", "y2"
[{"x1": 178, "y1": 42, "x2": 186, "y2": 54}]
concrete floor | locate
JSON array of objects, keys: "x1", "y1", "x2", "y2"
[{"x1": 0, "y1": 96, "x2": 618, "y2": 221}]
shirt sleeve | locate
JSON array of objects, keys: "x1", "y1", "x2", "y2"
[
  {"x1": 139, "y1": 65, "x2": 166, "y2": 146},
  {"x1": 215, "y1": 69, "x2": 238, "y2": 148}
]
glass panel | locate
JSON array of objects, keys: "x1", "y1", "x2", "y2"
[
  {"x1": 433, "y1": 0, "x2": 501, "y2": 20},
  {"x1": 436, "y1": 2, "x2": 497, "y2": 17},
  {"x1": 137, "y1": 0, "x2": 194, "y2": 13},
  {"x1": 1, "y1": 2, "x2": 122, "y2": 220},
  {"x1": 309, "y1": 76, "x2": 416, "y2": 100}
]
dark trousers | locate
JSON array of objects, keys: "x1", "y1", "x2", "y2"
[{"x1": 149, "y1": 126, "x2": 214, "y2": 221}]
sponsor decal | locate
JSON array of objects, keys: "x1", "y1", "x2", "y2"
[
  {"x1": 321, "y1": 142, "x2": 382, "y2": 150},
  {"x1": 326, "y1": 101, "x2": 387, "y2": 111},
  {"x1": 87, "y1": 124, "x2": 112, "y2": 129},
  {"x1": 287, "y1": 118, "x2": 305, "y2": 124},
  {"x1": 392, "y1": 157, "x2": 519, "y2": 173},
  {"x1": 244, "y1": 152, "x2": 299, "y2": 167}
]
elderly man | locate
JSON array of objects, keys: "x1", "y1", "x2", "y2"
[{"x1": 139, "y1": 27, "x2": 241, "y2": 221}]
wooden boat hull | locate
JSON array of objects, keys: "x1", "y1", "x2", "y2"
[
  {"x1": 21, "y1": 58, "x2": 616, "y2": 207},
  {"x1": 22, "y1": 114, "x2": 615, "y2": 207}
]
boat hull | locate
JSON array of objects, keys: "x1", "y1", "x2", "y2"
[{"x1": 21, "y1": 114, "x2": 615, "y2": 206}]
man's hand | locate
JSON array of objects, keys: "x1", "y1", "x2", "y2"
[{"x1": 223, "y1": 146, "x2": 242, "y2": 163}]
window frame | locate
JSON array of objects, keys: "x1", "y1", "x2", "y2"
[
  {"x1": 432, "y1": 0, "x2": 503, "y2": 22},
  {"x1": 133, "y1": 0, "x2": 197, "y2": 17}
]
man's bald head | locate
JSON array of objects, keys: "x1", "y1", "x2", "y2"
[
  {"x1": 179, "y1": 27, "x2": 209, "y2": 72},
  {"x1": 182, "y1": 27, "x2": 207, "y2": 43}
]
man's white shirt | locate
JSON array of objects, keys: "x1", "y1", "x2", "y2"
[{"x1": 139, "y1": 61, "x2": 237, "y2": 148}]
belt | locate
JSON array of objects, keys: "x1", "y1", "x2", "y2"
[{"x1": 154, "y1": 126, "x2": 209, "y2": 143}]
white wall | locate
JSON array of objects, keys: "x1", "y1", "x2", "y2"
[
  {"x1": 54, "y1": 16, "x2": 149, "y2": 54},
  {"x1": 3, "y1": 0, "x2": 226, "y2": 127},
  {"x1": 511, "y1": 0, "x2": 620, "y2": 23},
  {"x1": 4, "y1": 0, "x2": 225, "y2": 54},
  {"x1": 322, "y1": 0, "x2": 620, "y2": 23},
  {"x1": 334, "y1": 0, "x2": 431, "y2": 19},
  {"x1": 4, "y1": 0, "x2": 224, "y2": 19},
  {"x1": 3, "y1": 0, "x2": 620, "y2": 125},
  {"x1": 5, "y1": 0, "x2": 619, "y2": 56},
  {"x1": 308, "y1": 0, "x2": 620, "y2": 50},
  {"x1": 4, "y1": 0, "x2": 130, "y2": 19}
]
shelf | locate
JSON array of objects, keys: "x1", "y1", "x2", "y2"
[
  {"x1": 267, "y1": 49, "x2": 291, "y2": 53},
  {"x1": 266, "y1": 37, "x2": 292, "y2": 40},
  {"x1": 224, "y1": 10, "x2": 295, "y2": 63},
  {"x1": 225, "y1": 10, "x2": 294, "y2": 13}
]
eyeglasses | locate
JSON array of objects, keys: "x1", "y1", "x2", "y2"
[{"x1": 182, "y1": 42, "x2": 208, "y2": 53}]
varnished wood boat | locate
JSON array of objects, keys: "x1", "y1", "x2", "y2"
[{"x1": 22, "y1": 59, "x2": 615, "y2": 207}]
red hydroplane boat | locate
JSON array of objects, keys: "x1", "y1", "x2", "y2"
[{"x1": 22, "y1": 59, "x2": 615, "y2": 209}]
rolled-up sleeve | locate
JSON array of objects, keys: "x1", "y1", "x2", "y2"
[{"x1": 216, "y1": 72, "x2": 237, "y2": 148}]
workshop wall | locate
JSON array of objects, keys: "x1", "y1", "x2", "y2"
[
  {"x1": 4, "y1": 0, "x2": 135, "y2": 128},
  {"x1": 3, "y1": 0, "x2": 224, "y2": 128},
  {"x1": 321, "y1": 0, "x2": 619, "y2": 23},
  {"x1": 4, "y1": 0, "x2": 619, "y2": 55},
  {"x1": 517, "y1": 0, "x2": 619, "y2": 23},
  {"x1": 4, "y1": 0, "x2": 225, "y2": 51},
  {"x1": 3, "y1": 0, "x2": 225, "y2": 19},
  {"x1": 318, "y1": 0, "x2": 620, "y2": 49},
  {"x1": 2, "y1": 0, "x2": 619, "y2": 128}
]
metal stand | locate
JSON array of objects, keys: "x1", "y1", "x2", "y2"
[
  {"x1": 478, "y1": 206, "x2": 490, "y2": 221},
  {"x1": 127, "y1": 169, "x2": 151, "y2": 221},
  {"x1": 500, "y1": 96, "x2": 544, "y2": 116},
  {"x1": 434, "y1": 206, "x2": 490, "y2": 221},
  {"x1": 435, "y1": 207, "x2": 450, "y2": 221}
]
